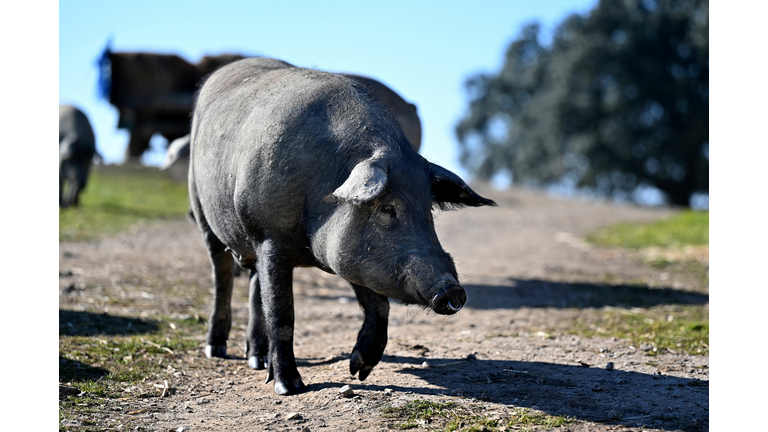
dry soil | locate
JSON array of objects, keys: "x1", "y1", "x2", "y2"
[{"x1": 59, "y1": 183, "x2": 709, "y2": 432}]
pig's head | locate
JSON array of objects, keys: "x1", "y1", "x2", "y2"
[{"x1": 317, "y1": 149, "x2": 496, "y2": 315}]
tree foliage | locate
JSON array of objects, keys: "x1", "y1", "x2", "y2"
[{"x1": 456, "y1": 0, "x2": 708, "y2": 206}]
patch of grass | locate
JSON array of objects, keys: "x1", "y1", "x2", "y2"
[
  {"x1": 381, "y1": 400, "x2": 574, "y2": 431},
  {"x1": 445, "y1": 416, "x2": 499, "y2": 432},
  {"x1": 556, "y1": 305, "x2": 708, "y2": 355},
  {"x1": 60, "y1": 332, "x2": 202, "y2": 384},
  {"x1": 662, "y1": 260, "x2": 709, "y2": 288},
  {"x1": 506, "y1": 408, "x2": 575, "y2": 429},
  {"x1": 59, "y1": 311, "x2": 208, "y2": 430},
  {"x1": 382, "y1": 399, "x2": 456, "y2": 429},
  {"x1": 59, "y1": 164, "x2": 190, "y2": 241},
  {"x1": 586, "y1": 210, "x2": 708, "y2": 249}
]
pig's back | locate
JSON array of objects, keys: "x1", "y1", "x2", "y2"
[{"x1": 190, "y1": 58, "x2": 392, "y2": 253}]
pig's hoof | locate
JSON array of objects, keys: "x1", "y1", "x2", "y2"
[
  {"x1": 274, "y1": 378, "x2": 307, "y2": 396},
  {"x1": 248, "y1": 355, "x2": 267, "y2": 370},
  {"x1": 205, "y1": 344, "x2": 227, "y2": 358},
  {"x1": 349, "y1": 350, "x2": 376, "y2": 381},
  {"x1": 265, "y1": 363, "x2": 306, "y2": 395},
  {"x1": 357, "y1": 365, "x2": 375, "y2": 381}
]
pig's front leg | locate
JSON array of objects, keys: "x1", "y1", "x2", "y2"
[
  {"x1": 245, "y1": 269, "x2": 269, "y2": 369},
  {"x1": 257, "y1": 241, "x2": 306, "y2": 395},
  {"x1": 349, "y1": 283, "x2": 390, "y2": 380}
]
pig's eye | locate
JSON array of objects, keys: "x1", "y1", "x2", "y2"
[{"x1": 380, "y1": 204, "x2": 397, "y2": 217}]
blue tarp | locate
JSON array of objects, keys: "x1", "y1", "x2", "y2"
[{"x1": 96, "y1": 42, "x2": 112, "y2": 101}]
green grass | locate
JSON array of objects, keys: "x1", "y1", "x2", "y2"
[
  {"x1": 59, "y1": 164, "x2": 190, "y2": 241},
  {"x1": 59, "y1": 314, "x2": 206, "y2": 385},
  {"x1": 382, "y1": 399, "x2": 457, "y2": 429},
  {"x1": 504, "y1": 408, "x2": 575, "y2": 430},
  {"x1": 381, "y1": 400, "x2": 574, "y2": 431},
  {"x1": 585, "y1": 210, "x2": 708, "y2": 249},
  {"x1": 59, "y1": 313, "x2": 208, "y2": 430},
  {"x1": 577, "y1": 210, "x2": 709, "y2": 356},
  {"x1": 556, "y1": 305, "x2": 708, "y2": 355}
]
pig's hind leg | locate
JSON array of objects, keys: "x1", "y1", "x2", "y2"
[
  {"x1": 245, "y1": 269, "x2": 269, "y2": 369},
  {"x1": 190, "y1": 180, "x2": 235, "y2": 359},
  {"x1": 349, "y1": 283, "x2": 390, "y2": 381},
  {"x1": 200, "y1": 226, "x2": 235, "y2": 359}
]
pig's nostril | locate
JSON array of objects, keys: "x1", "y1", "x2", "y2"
[{"x1": 431, "y1": 285, "x2": 467, "y2": 315}]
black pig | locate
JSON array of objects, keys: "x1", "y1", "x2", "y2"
[
  {"x1": 189, "y1": 57, "x2": 495, "y2": 395},
  {"x1": 59, "y1": 105, "x2": 98, "y2": 208}
]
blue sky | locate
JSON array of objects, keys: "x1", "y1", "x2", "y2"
[{"x1": 60, "y1": 0, "x2": 599, "y2": 179}]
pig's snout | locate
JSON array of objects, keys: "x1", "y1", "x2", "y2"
[{"x1": 430, "y1": 282, "x2": 467, "y2": 315}]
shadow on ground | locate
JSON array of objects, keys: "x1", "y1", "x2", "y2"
[
  {"x1": 59, "y1": 310, "x2": 159, "y2": 336},
  {"x1": 363, "y1": 354, "x2": 708, "y2": 432},
  {"x1": 463, "y1": 279, "x2": 708, "y2": 310},
  {"x1": 59, "y1": 356, "x2": 110, "y2": 383}
]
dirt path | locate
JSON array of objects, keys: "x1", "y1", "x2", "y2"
[{"x1": 59, "y1": 185, "x2": 708, "y2": 431}]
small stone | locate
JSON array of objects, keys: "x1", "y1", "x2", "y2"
[
  {"x1": 608, "y1": 410, "x2": 621, "y2": 420},
  {"x1": 421, "y1": 361, "x2": 430, "y2": 368},
  {"x1": 287, "y1": 412, "x2": 302, "y2": 420},
  {"x1": 640, "y1": 343, "x2": 653, "y2": 352},
  {"x1": 591, "y1": 385, "x2": 603, "y2": 392},
  {"x1": 383, "y1": 388, "x2": 393, "y2": 395},
  {"x1": 339, "y1": 385, "x2": 354, "y2": 398},
  {"x1": 480, "y1": 393, "x2": 490, "y2": 401},
  {"x1": 450, "y1": 389, "x2": 466, "y2": 397},
  {"x1": 466, "y1": 354, "x2": 477, "y2": 361},
  {"x1": 275, "y1": 400, "x2": 282, "y2": 404},
  {"x1": 606, "y1": 362, "x2": 615, "y2": 371}
]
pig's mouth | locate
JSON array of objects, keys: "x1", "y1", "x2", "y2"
[{"x1": 429, "y1": 277, "x2": 467, "y2": 315}]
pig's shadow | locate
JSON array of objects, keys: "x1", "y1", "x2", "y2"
[
  {"x1": 59, "y1": 310, "x2": 159, "y2": 336},
  {"x1": 462, "y1": 278, "x2": 708, "y2": 309},
  {"x1": 342, "y1": 355, "x2": 708, "y2": 432}
]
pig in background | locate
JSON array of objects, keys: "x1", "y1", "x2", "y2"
[
  {"x1": 190, "y1": 57, "x2": 496, "y2": 395},
  {"x1": 60, "y1": 105, "x2": 100, "y2": 208}
]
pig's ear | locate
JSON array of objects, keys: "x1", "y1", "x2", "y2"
[
  {"x1": 326, "y1": 157, "x2": 388, "y2": 205},
  {"x1": 430, "y1": 162, "x2": 497, "y2": 210}
]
